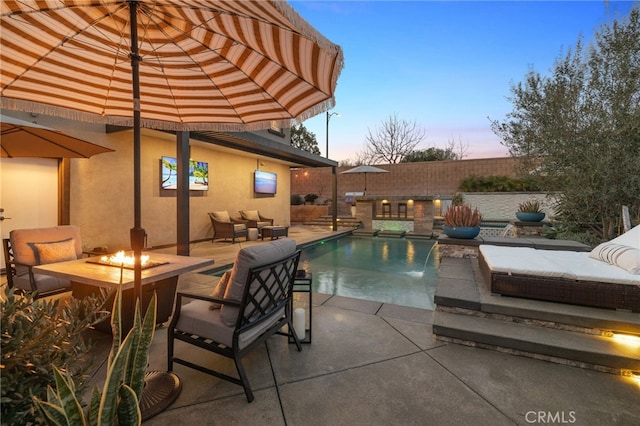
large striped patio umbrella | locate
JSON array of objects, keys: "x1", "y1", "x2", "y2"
[{"x1": 0, "y1": 0, "x2": 343, "y2": 311}]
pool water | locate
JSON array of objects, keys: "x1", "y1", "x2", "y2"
[{"x1": 298, "y1": 236, "x2": 438, "y2": 310}]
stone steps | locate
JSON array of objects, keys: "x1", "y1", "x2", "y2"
[{"x1": 432, "y1": 257, "x2": 640, "y2": 374}]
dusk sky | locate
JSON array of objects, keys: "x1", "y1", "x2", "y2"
[{"x1": 289, "y1": 1, "x2": 636, "y2": 162}]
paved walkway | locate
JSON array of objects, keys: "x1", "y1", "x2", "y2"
[{"x1": 86, "y1": 226, "x2": 640, "y2": 425}]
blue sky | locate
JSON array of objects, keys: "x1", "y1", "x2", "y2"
[{"x1": 289, "y1": 1, "x2": 636, "y2": 162}]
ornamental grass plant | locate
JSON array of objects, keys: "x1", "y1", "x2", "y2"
[
  {"x1": 444, "y1": 204, "x2": 483, "y2": 227},
  {"x1": 517, "y1": 200, "x2": 543, "y2": 213}
]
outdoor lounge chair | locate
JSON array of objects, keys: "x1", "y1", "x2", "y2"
[
  {"x1": 239, "y1": 210, "x2": 274, "y2": 232},
  {"x1": 478, "y1": 225, "x2": 640, "y2": 312},
  {"x1": 209, "y1": 211, "x2": 248, "y2": 243},
  {"x1": 167, "y1": 238, "x2": 303, "y2": 402},
  {"x1": 3, "y1": 225, "x2": 83, "y2": 297}
]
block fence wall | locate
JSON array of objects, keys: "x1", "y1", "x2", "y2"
[{"x1": 291, "y1": 157, "x2": 521, "y2": 204}]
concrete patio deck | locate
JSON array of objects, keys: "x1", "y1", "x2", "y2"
[{"x1": 13, "y1": 226, "x2": 640, "y2": 425}]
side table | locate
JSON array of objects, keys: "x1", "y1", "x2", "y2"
[
  {"x1": 289, "y1": 270, "x2": 312, "y2": 344},
  {"x1": 247, "y1": 228, "x2": 259, "y2": 241},
  {"x1": 262, "y1": 225, "x2": 289, "y2": 240}
]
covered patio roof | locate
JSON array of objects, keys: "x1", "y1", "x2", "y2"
[
  {"x1": 107, "y1": 125, "x2": 337, "y2": 168},
  {"x1": 192, "y1": 131, "x2": 337, "y2": 168}
]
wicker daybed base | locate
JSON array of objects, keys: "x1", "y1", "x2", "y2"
[{"x1": 479, "y1": 249, "x2": 640, "y2": 313}]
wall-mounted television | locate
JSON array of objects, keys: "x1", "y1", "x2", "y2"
[
  {"x1": 254, "y1": 170, "x2": 277, "y2": 194},
  {"x1": 161, "y1": 156, "x2": 208, "y2": 191}
]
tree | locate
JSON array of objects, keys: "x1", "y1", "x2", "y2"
[
  {"x1": 491, "y1": 7, "x2": 640, "y2": 239},
  {"x1": 402, "y1": 147, "x2": 458, "y2": 162},
  {"x1": 359, "y1": 113, "x2": 425, "y2": 163},
  {"x1": 401, "y1": 136, "x2": 470, "y2": 162},
  {"x1": 291, "y1": 123, "x2": 321, "y2": 155}
]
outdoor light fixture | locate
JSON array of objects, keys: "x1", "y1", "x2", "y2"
[
  {"x1": 602, "y1": 330, "x2": 640, "y2": 347},
  {"x1": 325, "y1": 111, "x2": 340, "y2": 159},
  {"x1": 622, "y1": 370, "x2": 640, "y2": 388}
]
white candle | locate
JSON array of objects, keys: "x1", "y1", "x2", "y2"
[{"x1": 293, "y1": 308, "x2": 305, "y2": 340}]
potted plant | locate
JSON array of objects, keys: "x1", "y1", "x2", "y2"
[
  {"x1": 516, "y1": 200, "x2": 546, "y2": 222},
  {"x1": 443, "y1": 204, "x2": 483, "y2": 239},
  {"x1": 304, "y1": 193, "x2": 319, "y2": 205}
]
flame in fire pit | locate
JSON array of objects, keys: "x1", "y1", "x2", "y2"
[{"x1": 100, "y1": 250, "x2": 150, "y2": 268}]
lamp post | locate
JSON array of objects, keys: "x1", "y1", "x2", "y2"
[
  {"x1": 325, "y1": 111, "x2": 339, "y2": 158},
  {"x1": 325, "y1": 111, "x2": 339, "y2": 231}
]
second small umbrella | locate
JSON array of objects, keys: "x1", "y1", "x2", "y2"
[
  {"x1": 1, "y1": 115, "x2": 114, "y2": 159},
  {"x1": 341, "y1": 165, "x2": 389, "y2": 195}
]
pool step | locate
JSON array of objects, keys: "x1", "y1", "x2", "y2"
[
  {"x1": 301, "y1": 215, "x2": 362, "y2": 228},
  {"x1": 433, "y1": 257, "x2": 640, "y2": 374}
]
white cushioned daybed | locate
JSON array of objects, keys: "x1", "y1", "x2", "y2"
[{"x1": 478, "y1": 225, "x2": 640, "y2": 312}]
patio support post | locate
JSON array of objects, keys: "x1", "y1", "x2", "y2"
[
  {"x1": 332, "y1": 166, "x2": 338, "y2": 231},
  {"x1": 176, "y1": 132, "x2": 190, "y2": 256}
]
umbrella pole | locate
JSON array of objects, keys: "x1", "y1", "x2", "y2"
[
  {"x1": 128, "y1": 4, "x2": 180, "y2": 421},
  {"x1": 130, "y1": 2, "x2": 144, "y2": 307}
]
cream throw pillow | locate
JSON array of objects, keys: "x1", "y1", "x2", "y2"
[
  {"x1": 209, "y1": 271, "x2": 231, "y2": 310},
  {"x1": 212, "y1": 210, "x2": 231, "y2": 222},
  {"x1": 29, "y1": 238, "x2": 78, "y2": 265},
  {"x1": 241, "y1": 210, "x2": 260, "y2": 221},
  {"x1": 589, "y1": 242, "x2": 640, "y2": 274}
]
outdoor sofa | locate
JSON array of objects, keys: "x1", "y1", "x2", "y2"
[{"x1": 479, "y1": 225, "x2": 640, "y2": 312}]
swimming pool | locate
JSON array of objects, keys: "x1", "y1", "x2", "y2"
[{"x1": 298, "y1": 236, "x2": 438, "y2": 310}]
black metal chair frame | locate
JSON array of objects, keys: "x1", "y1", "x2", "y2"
[{"x1": 168, "y1": 250, "x2": 302, "y2": 402}]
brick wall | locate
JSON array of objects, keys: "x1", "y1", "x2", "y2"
[{"x1": 291, "y1": 157, "x2": 521, "y2": 202}]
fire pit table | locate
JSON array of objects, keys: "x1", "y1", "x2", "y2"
[{"x1": 34, "y1": 252, "x2": 213, "y2": 333}]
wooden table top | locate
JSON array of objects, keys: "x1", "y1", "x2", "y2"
[{"x1": 34, "y1": 252, "x2": 213, "y2": 290}]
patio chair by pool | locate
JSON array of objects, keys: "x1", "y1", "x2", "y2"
[
  {"x1": 3, "y1": 225, "x2": 82, "y2": 297},
  {"x1": 239, "y1": 210, "x2": 274, "y2": 232},
  {"x1": 168, "y1": 238, "x2": 302, "y2": 402},
  {"x1": 209, "y1": 211, "x2": 248, "y2": 243}
]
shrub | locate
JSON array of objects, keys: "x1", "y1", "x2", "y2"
[
  {"x1": 443, "y1": 204, "x2": 483, "y2": 227},
  {"x1": 458, "y1": 175, "x2": 544, "y2": 192},
  {"x1": 290, "y1": 194, "x2": 304, "y2": 205},
  {"x1": 451, "y1": 192, "x2": 464, "y2": 206},
  {"x1": 1, "y1": 289, "x2": 109, "y2": 425},
  {"x1": 304, "y1": 193, "x2": 319, "y2": 204}
]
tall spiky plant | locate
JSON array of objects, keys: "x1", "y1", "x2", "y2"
[{"x1": 34, "y1": 284, "x2": 157, "y2": 426}]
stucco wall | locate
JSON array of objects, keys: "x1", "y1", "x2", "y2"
[
  {"x1": 70, "y1": 128, "x2": 292, "y2": 250},
  {"x1": 1, "y1": 112, "x2": 293, "y2": 252}
]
